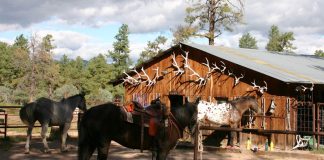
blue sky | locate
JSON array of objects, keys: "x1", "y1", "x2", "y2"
[{"x1": 0, "y1": 0, "x2": 323, "y2": 61}]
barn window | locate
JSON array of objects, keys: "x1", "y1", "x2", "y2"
[
  {"x1": 296, "y1": 103, "x2": 313, "y2": 132},
  {"x1": 318, "y1": 104, "x2": 324, "y2": 145}
]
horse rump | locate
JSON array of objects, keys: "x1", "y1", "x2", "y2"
[{"x1": 19, "y1": 102, "x2": 36, "y2": 126}]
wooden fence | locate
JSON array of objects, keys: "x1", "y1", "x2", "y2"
[
  {"x1": 193, "y1": 103, "x2": 324, "y2": 160},
  {"x1": 0, "y1": 106, "x2": 82, "y2": 139}
]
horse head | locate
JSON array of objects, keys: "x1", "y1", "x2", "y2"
[
  {"x1": 77, "y1": 93, "x2": 87, "y2": 112},
  {"x1": 247, "y1": 96, "x2": 262, "y2": 114},
  {"x1": 231, "y1": 96, "x2": 261, "y2": 115},
  {"x1": 184, "y1": 97, "x2": 200, "y2": 136}
]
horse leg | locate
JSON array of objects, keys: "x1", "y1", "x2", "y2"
[
  {"x1": 78, "y1": 140, "x2": 96, "y2": 160},
  {"x1": 228, "y1": 123, "x2": 239, "y2": 147},
  {"x1": 157, "y1": 150, "x2": 168, "y2": 160},
  {"x1": 25, "y1": 123, "x2": 34, "y2": 154},
  {"x1": 97, "y1": 139, "x2": 110, "y2": 160},
  {"x1": 61, "y1": 123, "x2": 71, "y2": 152},
  {"x1": 236, "y1": 130, "x2": 240, "y2": 146},
  {"x1": 41, "y1": 123, "x2": 50, "y2": 153}
]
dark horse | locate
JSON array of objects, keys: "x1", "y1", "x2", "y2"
[
  {"x1": 19, "y1": 93, "x2": 87, "y2": 153},
  {"x1": 78, "y1": 97, "x2": 200, "y2": 160}
]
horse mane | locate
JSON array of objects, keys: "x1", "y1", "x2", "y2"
[
  {"x1": 229, "y1": 96, "x2": 256, "y2": 105},
  {"x1": 65, "y1": 94, "x2": 84, "y2": 100},
  {"x1": 131, "y1": 101, "x2": 144, "y2": 109}
]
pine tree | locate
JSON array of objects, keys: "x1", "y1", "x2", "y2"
[
  {"x1": 107, "y1": 24, "x2": 132, "y2": 77},
  {"x1": 266, "y1": 25, "x2": 296, "y2": 52},
  {"x1": 314, "y1": 50, "x2": 324, "y2": 57},
  {"x1": 172, "y1": 0, "x2": 244, "y2": 45},
  {"x1": 137, "y1": 36, "x2": 167, "y2": 65},
  {"x1": 239, "y1": 33, "x2": 258, "y2": 49},
  {"x1": 0, "y1": 42, "x2": 14, "y2": 86},
  {"x1": 38, "y1": 34, "x2": 59, "y2": 98}
]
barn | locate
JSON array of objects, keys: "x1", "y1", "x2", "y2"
[{"x1": 112, "y1": 42, "x2": 324, "y2": 149}]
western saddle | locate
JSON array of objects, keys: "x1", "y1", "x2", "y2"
[{"x1": 121, "y1": 99, "x2": 166, "y2": 152}]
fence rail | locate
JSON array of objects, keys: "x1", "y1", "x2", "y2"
[
  {"x1": 0, "y1": 105, "x2": 81, "y2": 138},
  {"x1": 193, "y1": 102, "x2": 324, "y2": 160}
]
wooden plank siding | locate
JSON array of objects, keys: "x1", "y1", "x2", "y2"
[{"x1": 122, "y1": 45, "x2": 311, "y2": 148}]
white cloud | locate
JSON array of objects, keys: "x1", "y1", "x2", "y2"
[
  {"x1": 1, "y1": 0, "x2": 323, "y2": 58},
  {"x1": 0, "y1": 37, "x2": 13, "y2": 44},
  {"x1": 0, "y1": 24, "x2": 21, "y2": 31},
  {"x1": 31, "y1": 30, "x2": 108, "y2": 60},
  {"x1": 0, "y1": 0, "x2": 187, "y2": 33}
]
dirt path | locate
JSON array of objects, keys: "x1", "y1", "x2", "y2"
[{"x1": 1, "y1": 137, "x2": 324, "y2": 160}]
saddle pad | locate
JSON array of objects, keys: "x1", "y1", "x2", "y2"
[{"x1": 125, "y1": 111, "x2": 133, "y2": 123}]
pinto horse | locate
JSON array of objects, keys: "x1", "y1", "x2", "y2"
[
  {"x1": 195, "y1": 96, "x2": 261, "y2": 146},
  {"x1": 78, "y1": 97, "x2": 199, "y2": 160},
  {"x1": 19, "y1": 94, "x2": 87, "y2": 153}
]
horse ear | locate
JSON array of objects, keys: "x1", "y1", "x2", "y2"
[
  {"x1": 185, "y1": 97, "x2": 189, "y2": 103},
  {"x1": 195, "y1": 97, "x2": 201, "y2": 104},
  {"x1": 79, "y1": 91, "x2": 86, "y2": 96}
]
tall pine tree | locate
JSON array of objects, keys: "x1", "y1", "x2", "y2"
[
  {"x1": 107, "y1": 24, "x2": 132, "y2": 97},
  {"x1": 172, "y1": 0, "x2": 244, "y2": 45},
  {"x1": 107, "y1": 24, "x2": 132, "y2": 77},
  {"x1": 137, "y1": 35, "x2": 167, "y2": 66},
  {"x1": 266, "y1": 25, "x2": 296, "y2": 52},
  {"x1": 239, "y1": 33, "x2": 258, "y2": 49}
]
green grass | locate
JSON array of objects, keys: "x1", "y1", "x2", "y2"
[{"x1": 312, "y1": 147, "x2": 324, "y2": 154}]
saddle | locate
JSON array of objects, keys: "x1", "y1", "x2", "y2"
[
  {"x1": 121, "y1": 101, "x2": 165, "y2": 152},
  {"x1": 121, "y1": 101, "x2": 164, "y2": 136}
]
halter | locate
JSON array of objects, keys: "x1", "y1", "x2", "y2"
[{"x1": 169, "y1": 113, "x2": 182, "y2": 138}]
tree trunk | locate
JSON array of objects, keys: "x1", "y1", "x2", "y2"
[
  {"x1": 208, "y1": 0, "x2": 216, "y2": 46},
  {"x1": 48, "y1": 83, "x2": 53, "y2": 99},
  {"x1": 29, "y1": 63, "x2": 36, "y2": 102}
]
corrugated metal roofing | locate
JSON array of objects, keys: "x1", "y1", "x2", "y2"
[{"x1": 182, "y1": 42, "x2": 324, "y2": 84}]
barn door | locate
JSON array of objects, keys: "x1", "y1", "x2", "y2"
[
  {"x1": 168, "y1": 94, "x2": 184, "y2": 109},
  {"x1": 317, "y1": 103, "x2": 324, "y2": 145}
]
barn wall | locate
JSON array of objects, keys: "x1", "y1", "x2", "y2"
[{"x1": 123, "y1": 45, "x2": 299, "y2": 148}]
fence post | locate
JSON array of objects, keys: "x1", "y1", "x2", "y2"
[
  {"x1": 194, "y1": 124, "x2": 199, "y2": 160},
  {"x1": 313, "y1": 104, "x2": 316, "y2": 149},
  {"x1": 4, "y1": 113, "x2": 7, "y2": 139},
  {"x1": 317, "y1": 103, "x2": 320, "y2": 150}
]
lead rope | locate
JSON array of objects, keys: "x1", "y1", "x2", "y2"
[{"x1": 197, "y1": 122, "x2": 203, "y2": 160}]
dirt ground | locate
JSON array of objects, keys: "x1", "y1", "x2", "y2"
[{"x1": 1, "y1": 137, "x2": 324, "y2": 160}]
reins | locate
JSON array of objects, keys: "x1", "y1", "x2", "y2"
[{"x1": 168, "y1": 113, "x2": 182, "y2": 138}]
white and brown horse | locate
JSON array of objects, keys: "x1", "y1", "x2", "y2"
[{"x1": 195, "y1": 96, "x2": 261, "y2": 147}]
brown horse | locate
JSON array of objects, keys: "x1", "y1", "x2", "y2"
[
  {"x1": 78, "y1": 97, "x2": 200, "y2": 160},
  {"x1": 194, "y1": 96, "x2": 261, "y2": 146}
]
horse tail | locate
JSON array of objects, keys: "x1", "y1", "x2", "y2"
[
  {"x1": 19, "y1": 102, "x2": 36, "y2": 126},
  {"x1": 78, "y1": 112, "x2": 95, "y2": 160}
]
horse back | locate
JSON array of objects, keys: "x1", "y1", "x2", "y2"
[{"x1": 34, "y1": 97, "x2": 72, "y2": 125}]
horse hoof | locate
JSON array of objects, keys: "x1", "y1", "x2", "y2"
[
  {"x1": 24, "y1": 150, "x2": 30, "y2": 154},
  {"x1": 61, "y1": 149, "x2": 69, "y2": 152},
  {"x1": 43, "y1": 149, "x2": 51, "y2": 154}
]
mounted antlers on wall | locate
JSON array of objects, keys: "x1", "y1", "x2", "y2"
[
  {"x1": 122, "y1": 71, "x2": 141, "y2": 86},
  {"x1": 171, "y1": 53, "x2": 185, "y2": 76},
  {"x1": 122, "y1": 67, "x2": 161, "y2": 87},
  {"x1": 227, "y1": 69, "x2": 245, "y2": 86},
  {"x1": 181, "y1": 51, "x2": 208, "y2": 86},
  {"x1": 251, "y1": 80, "x2": 268, "y2": 94},
  {"x1": 234, "y1": 73, "x2": 244, "y2": 86},
  {"x1": 295, "y1": 83, "x2": 314, "y2": 92}
]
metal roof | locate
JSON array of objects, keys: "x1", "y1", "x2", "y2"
[{"x1": 182, "y1": 42, "x2": 324, "y2": 84}]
